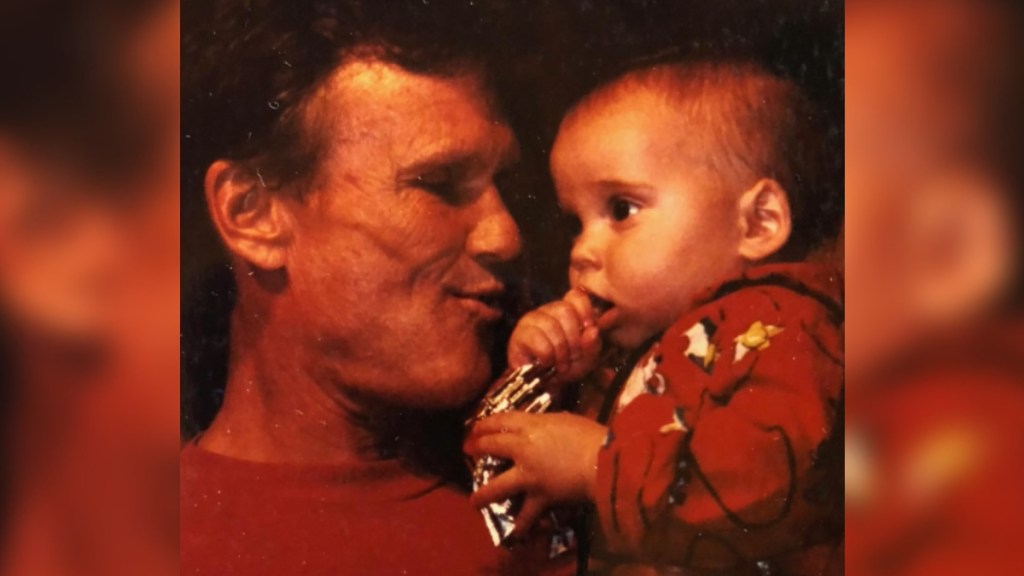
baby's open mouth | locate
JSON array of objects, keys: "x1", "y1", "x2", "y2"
[{"x1": 588, "y1": 293, "x2": 614, "y2": 315}]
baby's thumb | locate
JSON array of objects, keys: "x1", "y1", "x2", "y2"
[{"x1": 578, "y1": 325, "x2": 602, "y2": 369}]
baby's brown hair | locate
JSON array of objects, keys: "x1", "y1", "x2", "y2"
[{"x1": 572, "y1": 60, "x2": 836, "y2": 260}]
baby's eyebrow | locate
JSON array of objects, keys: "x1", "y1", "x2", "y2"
[{"x1": 593, "y1": 179, "x2": 655, "y2": 194}]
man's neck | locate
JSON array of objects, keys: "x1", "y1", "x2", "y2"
[
  {"x1": 197, "y1": 328, "x2": 466, "y2": 482},
  {"x1": 199, "y1": 372, "x2": 372, "y2": 466},
  {"x1": 197, "y1": 293, "x2": 470, "y2": 485},
  {"x1": 197, "y1": 299, "x2": 394, "y2": 466}
]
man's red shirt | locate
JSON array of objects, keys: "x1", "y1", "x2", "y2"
[{"x1": 181, "y1": 442, "x2": 574, "y2": 575}]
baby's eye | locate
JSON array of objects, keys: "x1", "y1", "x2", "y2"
[{"x1": 609, "y1": 198, "x2": 639, "y2": 222}]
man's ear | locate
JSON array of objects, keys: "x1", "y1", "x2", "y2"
[
  {"x1": 204, "y1": 160, "x2": 294, "y2": 270},
  {"x1": 737, "y1": 178, "x2": 792, "y2": 262}
]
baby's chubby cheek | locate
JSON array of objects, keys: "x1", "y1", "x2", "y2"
[
  {"x1": 642, "y1": 275, "x2": 699, "y2": 316},
  {"x1": 605, "y1": 305, "x2": 675, "y2": 351}
]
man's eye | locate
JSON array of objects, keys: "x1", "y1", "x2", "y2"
[
  {"x1": 414, "y1": 169, "x2": 460, "y2": 200},
  {"x1": 415, "y1": 169, "x2": 451, "y2": 189},
  {"x1": 610, "y1": 198, "x2": 638, "y2": 222}
]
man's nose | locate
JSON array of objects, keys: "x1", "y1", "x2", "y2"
[{"x1": 465, "y1": 187, "x2": 522, "y2": 264}]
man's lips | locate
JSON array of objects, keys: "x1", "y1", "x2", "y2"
[{"x1": 450, "y1": 285, "x2": 506, "y2": 321}]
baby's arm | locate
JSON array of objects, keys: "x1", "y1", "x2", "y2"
[
  {"x1": 594, "y1": 314, "x2": 843, "y2": 566},
  {"x1": 464, "y1": 411, "x2": 607, "y2": 535},
  {"x1": 460, "y1": 288, "x2": 606, "y2": 536}
]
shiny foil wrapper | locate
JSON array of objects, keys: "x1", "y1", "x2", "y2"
[{"x1": 466, "y1": 363, "x2": 556, "y2": 546}]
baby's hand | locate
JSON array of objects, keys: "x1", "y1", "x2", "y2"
[
  {"x1": 464, "y1": 411, "x2": 608, "y2": 535},
  {"x1": 508, "y1": 288, "x2": 601, "y2": 385}
]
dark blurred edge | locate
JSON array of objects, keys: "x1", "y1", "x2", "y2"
[{"x1": 0, "y1": 0, "x2": 172, "y2": 541}]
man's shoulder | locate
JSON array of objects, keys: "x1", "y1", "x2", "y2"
[{"x1": 179, "y1": 439, "x2": 255, "y2": 496}]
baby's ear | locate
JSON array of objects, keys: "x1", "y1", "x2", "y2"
[
  {"x1": 204, "y1": 160, "x2": 296, "y2": 270},
  {"x1": 737, "y1": 178, "x2": 792, "y2": 262}
]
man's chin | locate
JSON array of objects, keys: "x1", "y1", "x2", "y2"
[{"x1": 402, "y1": 358, "x2": 492, "y2": 411}]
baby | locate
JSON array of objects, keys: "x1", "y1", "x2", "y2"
[{"x1": 465, "y1": 60, "x2": 844, "y2": 574}]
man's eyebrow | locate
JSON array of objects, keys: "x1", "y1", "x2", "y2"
[
  {"x1": 398, "y1": 142, "x2": 518, "y2": 180},
  {"x1": 397, "y1": 148, "x2": 479, "y2": 179}
]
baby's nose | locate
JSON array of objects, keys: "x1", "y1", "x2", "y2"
[{"x1": 569, "y1": 235, "x2": 600, "y2": 273}]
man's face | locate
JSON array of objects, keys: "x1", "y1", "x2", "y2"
[
  {"x1": 551, "y1": 89, "x2": 744, "y2": 350},
  {"x1": 279, "y1": 60, "x2": 521, "y2": 409}
]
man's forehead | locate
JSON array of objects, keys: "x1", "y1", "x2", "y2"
[
  {"x1": 388, "y1": 114, "x2": 516, "y2": 191},
  {"x1": 320, "y1": 58, "x2": 497, "y2": 123},
  {"x1": 313, "y1": 57, "x2": 514, "y2": 160}
]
